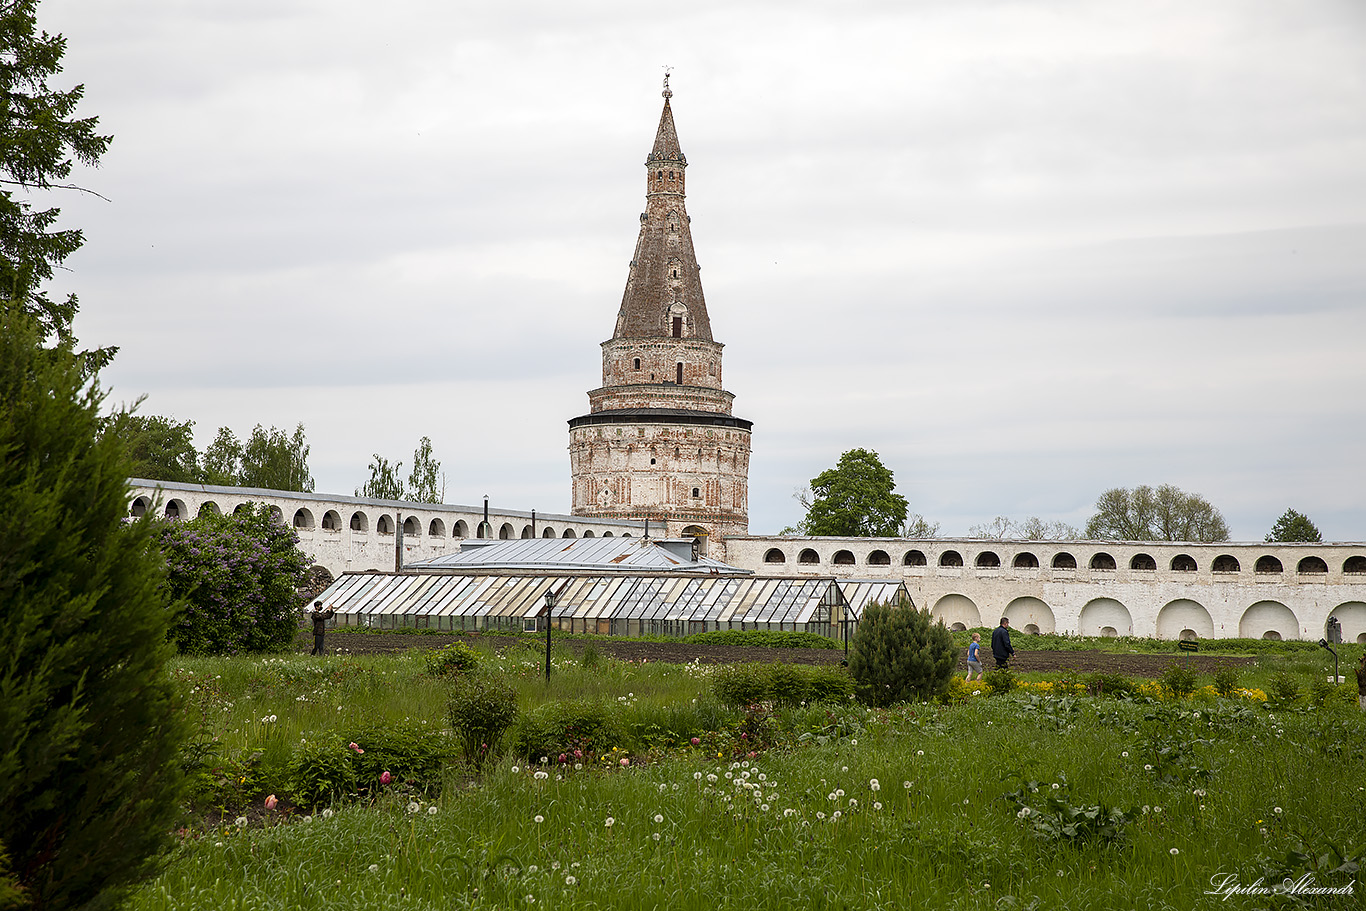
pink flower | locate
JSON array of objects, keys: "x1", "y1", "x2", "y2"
[
  {"x1": 380, "y1": 771, "x2": 392, "y2": 785},
  {"x1": 574, "y1": 749, "x2": 583, "y2": 759},
  {"x1": 264, "y1": 794, "x2": 278, "y2": 810},
  {"x1": 690, "y1": 737, "x2": 700, "y2": 746},
  {"x1": 349, "y1": 742, "x2": 364, "y2": 754},
  {"x1": 619, "y1": 757, "x2": 630, "y2": 767},
  {"x1": 558, "y1": 753, "x2": 567, "y2": 764}
]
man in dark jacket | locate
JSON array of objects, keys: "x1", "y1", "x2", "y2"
[
  {"x1": 309, "y1": 601, "x2": 336, "y2": 656},
  {"x1": 990, "y1": 617, "x2": 1014, "y2": 669}
]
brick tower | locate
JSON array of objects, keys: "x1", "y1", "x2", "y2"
[{"x1": 568, "y1": 78, "x2": 751, "y2": 547}]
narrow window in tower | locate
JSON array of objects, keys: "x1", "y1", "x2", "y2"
[
  {"x1": 633, "y1": 357, "x2": 640, "y2": 370},
  {"x1": 672, "y1": 269, "x2": 677, "y2": 278},
  {"x1": 676, "y1": 363, "x2": 684, "y2": 384},
  {"x1": 672, "y1": 316, "x2": 682, "y2": 338},
  {"x1": 657, "y1": 170, "x2": 663, "y2": 180}
]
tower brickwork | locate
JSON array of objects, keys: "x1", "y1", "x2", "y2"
[{"x1": 569, "y1": 81, "x2": 752, "y2": 543}]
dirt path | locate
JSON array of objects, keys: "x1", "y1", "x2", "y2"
[{"x1": 303, "y1": 630, "x2": 1259, "y2": 678}]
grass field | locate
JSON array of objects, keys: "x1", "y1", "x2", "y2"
[{"x1": 137, "y1": 640, "x2": 1365, "y2": 910}]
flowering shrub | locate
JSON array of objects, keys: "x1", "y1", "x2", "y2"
[
  {"x1": 345, "y1": 723, "x2": 457, "y2": 791},
  {"x1": 157, "y1": 503, "x2": 309, "y2": 654}
]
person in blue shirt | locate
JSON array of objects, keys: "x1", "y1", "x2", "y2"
[
  {"x1": 966, "y1": 633, "x2": 984, "y2": 681},
  {"x1": 990, "y1": 617, "x2": 1014, "y2": 669}
]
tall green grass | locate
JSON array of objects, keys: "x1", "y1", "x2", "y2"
[{"x1": 146, "y1": 645, "x2": 1365, "y2": 910}]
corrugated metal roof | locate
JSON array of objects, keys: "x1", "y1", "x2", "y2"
[{"x1": 408, "y1": 537, "x2": 749, "y2": 574}]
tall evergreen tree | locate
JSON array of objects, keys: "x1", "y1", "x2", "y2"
[{"x1": 0, "y1": 311, "x2": 188, "y2": 909}]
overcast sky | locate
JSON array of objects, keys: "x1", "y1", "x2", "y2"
[{"x1": 40, "y1": 0, "x2": 1366, "y2": 540}]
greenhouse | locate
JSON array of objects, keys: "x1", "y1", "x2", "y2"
[{"x1": 315, "y1": 571, "x2": 909, "y2": 638}]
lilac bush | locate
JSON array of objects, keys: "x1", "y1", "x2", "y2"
[{"x1": 158, "y1": 503, "x2": 309, "y2": 653}]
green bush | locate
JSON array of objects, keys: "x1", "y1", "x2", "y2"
[
  {"x1": 1084, "y1": 672, "x2": 1137, "y2": 698},
  {"x1": 1161, "y1": 662, "x2": 1198, "y2": 699},
  {"x1": 711, "y1": 664, "x2": 772, "y2": 706},
  {"x1": 512, "y1": 700, "x2": 624, "y2": 761},
  {"x1": 1269, "y1": 672, "x2": 1301, "y2": 705},
  {"x1": 847, "y1": 600, "x2": 956, "y2": 706},
  {"x1": 580, "y1": 643, "x2": 601, "y2": 669},
  {"x1": 710, "y1": 663, "x2": 855, "y2": 707},
  {"x1": 1307, "y1": 678, "x2": 1355, "y2": 709},
  {"x1": 425, "y1": 642, "x2": 481, "y2": 677},
  {"x1": 288, "y1": 741, "x2": 358, "y2": 808},
  {"x1": 1, "y1": 312, "x2": 190, "y2": 909},
  {"x1": 447, "y1": 676, "x2": 519, "y2": 765},
  {"x1": 1212, "y1": 664, "x2": 1241, "y2": 697},
  {"x1": 807, "y1": 665, "x2": 856, "y2": 703},
  {"x1": 982, "y1": 667, "x2": 1018, "y2": 696},
  {"x1": 347, "y1": 723, "x2": 457, "y2": 791},
  {"x1": 685, "y1": 629, "x2": 842, "y2": 649}
]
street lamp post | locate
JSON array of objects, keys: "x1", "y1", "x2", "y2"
[{"x1": 544, "y1": 588, "x2": 558, "y2": 683}]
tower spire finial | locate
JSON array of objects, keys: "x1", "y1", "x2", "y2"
[{"x1": 661, "y1": 66, "x2": 673, "y2": 99}]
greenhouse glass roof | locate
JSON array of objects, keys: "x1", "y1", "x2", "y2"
[{"x1": 315, "y1": 571, "x2": 910, "y2": 633}]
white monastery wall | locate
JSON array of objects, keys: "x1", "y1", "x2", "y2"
[
  {"x1": 723, "y1": 537, "x2": 1366, "y2": 643},
  {"x1": 128, "y1": 480, "x2": 645, "y2": 578}
]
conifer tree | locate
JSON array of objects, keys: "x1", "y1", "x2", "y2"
[
  {"x1": 847, "y1": 599, "x2": 956, "y2": 706},
  {"x1": 0, "y1": 310, "x2": 188, "y2": 909}
]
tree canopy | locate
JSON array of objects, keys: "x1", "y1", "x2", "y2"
[
  {"x1": 110, "y1": 412, "x2": 201, "y2": 482},
  {"x1": 202, "y1": 422, "x2": 314, "y2": 491},
  {"x1": 1084, "y1": 484, "x2": 1229, "y2": 542},
  {"x1": 357, "y1": 454, "x2": 404, "y2": 500},
  {"x1": 969, "y1": 516, "x2": 1080, "y2": 540},
  {"x1": 1265, "y1": 508, "x2": 1322, "y2": 543},
  {"x1": 407, "y1": 435, "x2": 444, "y2": 503},
  {"x1": 799, "y1": 448, "x2": 908, "y2": 537},
  {"x1": 0, "y1": 0, "x2": 112, "y2": 350},
  {"x1": 356, "y1": 437, "x2": 446, "y2": 503}
]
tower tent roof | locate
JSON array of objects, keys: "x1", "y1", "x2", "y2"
[
  {"x1": 647, "y1": 99, "x2": 685, "y2": 164},
  {"x1": 613, "y1": 96, "x2": 713, "y2": 341}
]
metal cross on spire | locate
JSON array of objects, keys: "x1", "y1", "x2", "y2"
[{"x1": 662, "y1": 66, "x2": 673, "y2": 98}]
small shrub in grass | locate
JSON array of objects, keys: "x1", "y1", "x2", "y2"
[
  {"x1": 424, "y1": 643, "x2": 480, "y2": 677},
  {"x1": 847, "y1": 599, "x2": 956, "y2": 706},
  {"x1": 1160, "y1": 662, "x2": 1198, "y2": 699},
  {"x1": 512, "y1": 700, "x2": 622, "y2": 761},
  {"x1": 1307, "y1": 678, "x2": 1353, "y2": 708},
  {"x1": 1212, "y1": 664, "x2": 1241, "y2": 697},
  {"x1": 580, "y1": 643, "x2": 600, "y2": 669},
  {"x1": 982, "y1": 667, "x2": 1017, "y2": 696},
  {"x1": 1085, "y1": 672, "x2": 1137, "y2": 698},
  {"x1": 447, "y1": 676, "x2": 518, "y2": 766},
  {"x1": 1269, "y1": 671, "x2": 1301, "y2": 705},
  {"x1": 288, "y1": 741, "x2": 357, "y2": 808}
]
